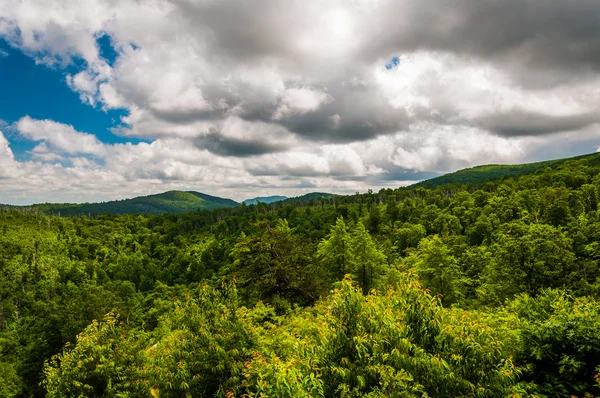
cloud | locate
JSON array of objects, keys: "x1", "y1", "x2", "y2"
[
  {"x1": 1, "y1": 0, "x2": 600, "y2": 203},
  {"x1": 5, "y1": 0, "x2": 600, "y2": 143},
  {"x1": 388, "y1": 125, "x2": 526, "y2": 172},
  {"x1": 479, "y1": 109, "x2": 600, "y2": 137},
  {"x1": 273, "y1": 87, "x2": 332, "y2": 119},
  {"x1": 16, "y1": 116, "x2": 107, "y2": 157},
  {"x1": 0, "y1": 131, "x2": 17, "y2": 178},
  {"x1": 193, "y1": 117, "x2": 298, "y2": 157}
]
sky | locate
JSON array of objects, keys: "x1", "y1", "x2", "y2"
[{"x1": 1, "y1": 0, "x2": 600, "y2": 205}]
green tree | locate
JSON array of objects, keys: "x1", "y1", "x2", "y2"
[
  {"x1": 349, "y1": 222, "x2": 386, "y2": 294},
  {"x1": 480, "y1": 222, "x2": 576, "y2": 304},
  {"x1": 391, "y1": 223, "x2": 426, "y2": 254},
  {"x1": 317, "y1": 217, "x2": 351, "y2": 282},
  {"x1": 508, "y1": 290, "x2": 600, "y2": 397},
  {"x1": 232, "y1": 219, "x2": 324, "y2": 304},
  {"x1": 0, "y1": 361, "x2": 22, "y2": 398},
  {"x1": 318, "y1": 277, "x2": 519, "y2": 397},
  {"x1": 405, "y1": 236, "x2": 465, "y2": 306}
]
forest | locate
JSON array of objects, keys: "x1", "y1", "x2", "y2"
[{"x1": 1, "y1": 153, "x2": 600, "y2": 397}]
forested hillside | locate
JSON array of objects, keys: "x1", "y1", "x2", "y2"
[
  {"x1": 1, "y1": 191, "x2": 239, "y2": 216},
  {"x1": 2, "y1": 153, "x2": 600, "y2": 397},
  {"x1": 413, "y1": 152, "x2": 597, "y2": 188},
  {"x1": 0, "y1": 191, "x2": 336, "y2": 216}
]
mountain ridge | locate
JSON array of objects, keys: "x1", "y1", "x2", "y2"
[
  {"x1": 412, "y1": 152, "x2": 598, "y2": 188},
  {"x1": 1, "y1": 190, "x2": 239, "y2": 216},
  {"x1": 0, "y1": 190, "x2": 339, "y2": 215},
  {"x1": 2, "y1": 152, "x2": 598, "y2": 215}
]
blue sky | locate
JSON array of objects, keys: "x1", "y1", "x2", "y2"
[
  {"x1": 0, "y1": 0, "x2": 599, "y2": 205},
  {"x1": 0, "y1": 37, "x2": 136, "y2": 160}
]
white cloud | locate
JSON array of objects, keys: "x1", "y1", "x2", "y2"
[
  {"x1": 16, "y1": 116, "x2": 108, "y2": 157},
  {"x1": 0, "y1": 131, "x2": 18, "y2": 179},
  {"x1": 1, "y1": 0, "x2": 600, "y2": 203},
  {"x1": 388, "y1": 125, "x2": 525, "y2": 172},
  {"x1": 274, "y1": 87, "x2": 332, "y2": 119}
]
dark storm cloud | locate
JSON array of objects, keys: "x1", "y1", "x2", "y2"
[
  {"x1": 363, "y1": 0, "x2": 600, "y2": 87},
  {"x1": 277, "y1": 86, "x2": 411, "y2": 143},
  {"x1": 173, "y1": 0, "x2": 301, "y2": 61},
  {"x1": 164, "y1": 0, "x2": 600, "y2": 144},
  {"x1": 152, "y1": 108, "x2": 226, "y2": 125},
  {"x1": 105, "y1": 0, "x2": 600, "y2": 146},
  {"x1": 378, "y1": 167, "x2": 441, "y2": 183},
  {"x1": 194, "y1": 129, "x2": 290, "y2": 157},
  {"x1": 175, "y1": 0, "x2": 600, "y2": 85},
  {"x1": 231, "y1": 80, "x2": 411, "y2": 143},
  {"x1": 480, "y1": 109, "x2": 600, "y2": 137},
  {"x1": 248, "y1": 164, "x2": 325, "y2": 178},
  {"x1": 162, "y1": 0, "x2": 415, "y2": 143}
]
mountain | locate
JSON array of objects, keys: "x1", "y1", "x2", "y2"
[
  {"x1": 243, "y1": 196, "x2": 288, "y2": 205},
  {"x1": 3, "y1": 191, "x2": 239, "y2": 216},
  {"x1": 1, "y1": 191, "x2": 339, "y2": 216},
  {"x1": 283, "y1": 192, "x2": 335, "y2": 203},
  {"x1": 412, "y1": 152, "x2": 599, "y2": 188}
]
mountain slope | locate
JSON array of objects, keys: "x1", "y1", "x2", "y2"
[
  {"x1": 283, "y1": 192, "x2": 335, "y2": 203},
  {"x1": 4, "y1": 191, "x2": 239, "y2": 216},
  {"x1": 243, "y1": 196, "x2": 288, "y2": 205},
  {"x1": 412, "y1": 153, "x2": 599, "y2": 188}
]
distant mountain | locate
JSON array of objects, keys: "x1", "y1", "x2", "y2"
[
  {"x1": 4, "y1": 191, "x2": 239, "y2": 216},
  {"x1": 283, "y1": 192, "x2": 335, "y2": 203},
  {"x1": 2, "y1": 191, "x2": 340, "y2": 216},
  {"x1": 412, "y1": 153, "x2": 599, "y2": 188},
  {"x1": 243, "y1": 196, "x2": 288, "y2": 205}
]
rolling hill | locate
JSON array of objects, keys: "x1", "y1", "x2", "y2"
[
  {"x1": 412, "y1": 152, "x2": 599, "y2": 188},
  {"x1": 283, "y1": 192, "x2": 335, "y2": 203},
  {"x1": 1, "y1": 191, "x2": 340, "y2": 216},
  {"x1": 6, "y1": 152, "x2": 599, "y2": 217},
  {"x1": 3, "y1": 191, "x2": 239, "y2": 216}
]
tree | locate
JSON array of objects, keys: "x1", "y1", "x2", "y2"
[
  {"x1": 349, "y1": 222, "x2": 387, "y2": 294},
  {"x1": 405, "y1": 236, "x2": 465, "y2": 306},
  {"x1": 317, "y1": 217, "x2": 351, "y2": 282},
  {"x1": 480, "y1": 222, "x2": 576, "y2": 304},
  {"x1": 431, "y1": 213, "x2": 462, "y2": 236},
  {"x1": 232, "y1": 219, "x2": 324, "y2": 304},
  {"x1": 391, "y1": 223, "x2": 426, "y2": 254},
  {"x1": 318, "y1": 277, "x2": 518, "y2": 397},
  {"x1": 44, "y1": 284, "x2": 258, "y2": 398},
  {"x1": 508, "y1": 290, "x2": 600, "y2": 397}
]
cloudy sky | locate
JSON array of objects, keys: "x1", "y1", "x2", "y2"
[{"x1": 1, "y1": 0, "x2": 600, "y2": 204}]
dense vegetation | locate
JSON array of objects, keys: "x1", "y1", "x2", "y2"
[
  {"x1": 413, "y1": 152, "x2": 597, "y2": 188},
  {"x1": 2, "y1": 153, "x2": 600, "y2": 397}
]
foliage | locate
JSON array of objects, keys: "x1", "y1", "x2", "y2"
[
  {"x1": 413, "y1": 152, "x2": 597, "y2": 188},
  {"x1": 1, "y1": 152, "x2": 600, "y2": 396},
  {"x1": 404, "y1": 235, "x2": 465, "y2": 306},
  {"x1": 508, "y1": 290, "x2": 600, "y2": 397}
]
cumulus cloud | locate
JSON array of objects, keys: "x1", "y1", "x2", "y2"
[
  {"x1": 1, "y1": 0, "x2": 600, "y2": 203},
  {"x1": 16, "y1": 116, "x2": 108, "y2": 157},
  {"x1": 0, "y1": 131, "x2": 17, "y2": 178}
]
